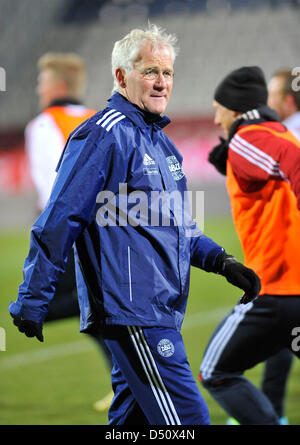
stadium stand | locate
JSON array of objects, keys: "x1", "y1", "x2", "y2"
[
  {"x1": 1, "y1": 0, "x2": 300, "y2": 227},
  {"x1": 1, "y1": 0, "x2": 300, "y2": 128}
]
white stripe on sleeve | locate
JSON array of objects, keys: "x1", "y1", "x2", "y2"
[{"x1": 230, "y1": 134, "x2": 285, "y2": 178}]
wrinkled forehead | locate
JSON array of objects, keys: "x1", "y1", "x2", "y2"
[{"x1": 134, "y1": 41, "x2": 174, "y2": 69}]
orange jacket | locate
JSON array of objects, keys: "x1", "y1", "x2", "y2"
[
  {"x1": 44, "y1": 104, "x2": 95, "y2": 143},
  {"x1": 227, "y1": 121, "x2": 300, "y2": 295},
  {"x1": 26, "y1": 102, "x2": 96, "y2": 211}
]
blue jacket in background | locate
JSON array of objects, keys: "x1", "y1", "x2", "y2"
[{"x1": 9, "y1": 93, "x2": 224, "y2": 332}]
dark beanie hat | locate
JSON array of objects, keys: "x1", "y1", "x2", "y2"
[{"x1": 214, "y1": 66, "x2": 268, "y2": 112}]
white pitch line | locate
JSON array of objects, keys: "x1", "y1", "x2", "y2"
[
  {"x1": 182, "y1": 306, "x2": 231, "y2": 330},
  {"x1": 0, "y1": 306, "x2": 231, "y2": 371},
  {"x1": 0, "y1": 339, "x2": 94, "y2": 371}
]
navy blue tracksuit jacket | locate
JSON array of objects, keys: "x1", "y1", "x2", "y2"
[{"x1": 9, "y1": 92, "x2": 224, "y2": 333}]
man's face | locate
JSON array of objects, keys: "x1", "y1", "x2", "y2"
[
  {"x1": 121, "y1": 42, "x2": 174, "y2": 115},
  {"x1": 36, "y1": 69, "x2": 67, "y2": 110},
  {"x1": 36, "y1": 69, "x2": 58, "y2": 110},
  {"x1": 268, "y1": 75, "x2": 286, "y2": 120},
  {"x1": 213, "y1": 100, "x2": 237, "y2": 137}
]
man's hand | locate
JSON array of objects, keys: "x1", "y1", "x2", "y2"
[
  {"x1": 208, "y1": 137, "x2": 228, "y2": 176},
  {"x1": 11, "y1": 314, "x2": 44, "y2": 342},
  {"x1": 217, "y1": 254, "x2": 261, "y2": 304}
]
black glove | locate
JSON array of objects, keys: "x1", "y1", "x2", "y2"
[
  {"x1": 216, "y1": 253, "x2": 261, "y2": 304},
  {"x1": 11, "y1": 314, "x2": 44, "y2": 342},
  {"x1": 208, "y1": 137, "x2": 228, "y2": 176}
]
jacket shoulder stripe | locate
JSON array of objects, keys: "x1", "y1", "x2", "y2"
[
  {"x1": 230, "y1": 138, "x2": 280, "y2": 173},
  {"x1": 105, "y1": 114, "x2": 126, "y2": 131},
  {"x1": 241, "y1": 109, "x2": 260, "y2": 120},
  {"x1": 234, "y1": 133, "x2": 277, "y2": 165},
  {"x1": 96, "y1": 108, "x2": 116, "y2": 125},
  {"x1": 229, "y1": 140, "x2": 283, "y2": 177},
  {"x1": 232, "y1": 133, "x2": 285, "y2": 177},
  {"x1": 101, "y1": 111, "x2": 121, "y2": 128}
]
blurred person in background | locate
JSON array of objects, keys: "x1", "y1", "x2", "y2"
[
  {"x1": 251, "y1": 67, "x2": 300, "y2": 426},
  {"x1": 268, "y1": 68, "x2": 300, "y2": 141},
  {"x1": 199, "y1": 66, "x2": 300, "y2": 425},
  {"x1": 221, "y1": 67, "x2": 300, "y2": 426},
  {"x1": 25, "y1": 52, "x2": 113, "y2": 412},
  {"x1": 8, "y1": 25, "x2": 261, "y2": 425}
]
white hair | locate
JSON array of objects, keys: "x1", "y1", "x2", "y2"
[{"x1": 111, "y1": 24, "x2": 179, "y2": 92}]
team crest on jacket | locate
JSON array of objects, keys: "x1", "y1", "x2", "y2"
[
  {"x1": 166, "y1": 156, "x2": 184, "y2": 181},
  {"x1": 157, "y1": 338, "x2": 175, "y2": 357}
]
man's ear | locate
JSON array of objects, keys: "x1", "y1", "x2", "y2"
[
  {"x1": 285, "y1": 93, "x2": 298, "y2": 113},
  {"x1": 115, "y1": 68, "x2": 126, "y2": 89}
]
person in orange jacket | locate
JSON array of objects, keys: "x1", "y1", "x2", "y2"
[
  {"x1": 199, "y1": 66, "x2": 300, "y2": 425},
  {"x1": 253, "y1": 68, "x2": 300, "y2": 426},
  {"x1": 26, "y1": 52, "x2": 113, "y2": 412},
  {"x1": 221, "y1": 67, "x2": 300, "y2": 426}
]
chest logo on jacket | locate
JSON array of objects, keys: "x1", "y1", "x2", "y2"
[
  {"x1": 143, "y1": 153, "x2": 159, "y2": 175},
  {"x1": 143, "y1": 153, "x2": 155, "y2": 166},
  {"x1": 166, "y1": 156, "x2": 184, "y2": 181}
]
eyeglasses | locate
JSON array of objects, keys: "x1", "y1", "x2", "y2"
[{"x1": 138, "y1": 67, "x2": 174, "y2": 81}]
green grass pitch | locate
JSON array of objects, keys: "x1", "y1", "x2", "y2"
[{"x1": 0, "y1": 217, "x2": 299, "y2": 425}]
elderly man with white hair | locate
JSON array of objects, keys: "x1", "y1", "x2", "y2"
[{"x1": 9, "y1": 25, "x2": 260, "y2": 425}]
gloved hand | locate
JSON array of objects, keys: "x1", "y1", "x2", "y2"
[
  {"x1": 208, "y1": 137, "x2": 228, "y2": 176},
  {"x1": 11, "y1": 314, "x2": 44, "y2": 342},
  {"x1": 216, "y1": 253, "x2": 261, "y2": 304}
]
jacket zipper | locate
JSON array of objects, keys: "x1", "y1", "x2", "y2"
[{"x1": 128, "y1": 246, "x2": 133, "y2": 302}]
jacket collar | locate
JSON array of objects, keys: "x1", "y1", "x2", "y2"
[
  {"x1": 208, "y1": 105, "x2": 281, "y2": 177},
  {"x1": 107, "y1": 92, "x2": 171, "y2": 129},
  {"x1": 47, "y1": 98, "x2": 82, "y2": 108},
  {"x1": 228, "y1": 105, "x2": 280, "y2": 140}
]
